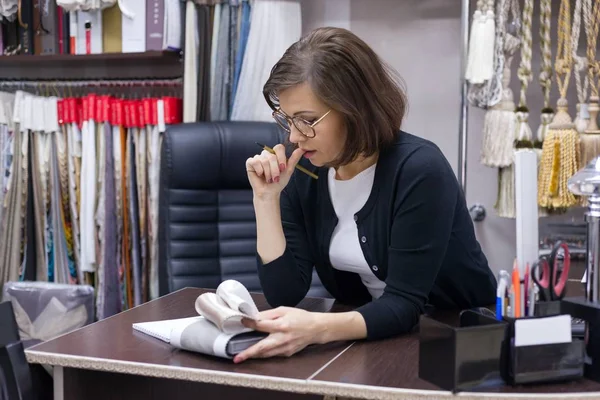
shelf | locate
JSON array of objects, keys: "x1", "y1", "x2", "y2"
[{"x1": 0, "y1": 51, "x2": 183, "y2": 81}]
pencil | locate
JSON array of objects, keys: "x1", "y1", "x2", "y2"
[{"x1": 255, "y1": 142, "x2": 319, "y2": 180}]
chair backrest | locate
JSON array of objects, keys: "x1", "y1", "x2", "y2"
[
  {"x1": 158, "y1": 121, "x2": 330, "y2": 298},
  {"x1": 0, "y1": 301, "x2": 33, "y2": 400},
  {"x1": 0, "y1": 302, "x2": 19, "y2": 348}
]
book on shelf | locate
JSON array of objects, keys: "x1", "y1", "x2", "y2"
[{"x1": 132, "y1": 280, "x2": 268, "y2": 359}]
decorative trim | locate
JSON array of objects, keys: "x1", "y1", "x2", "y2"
[{"x1": 25, "y1": 350, "x2": 600, "y2": 400}]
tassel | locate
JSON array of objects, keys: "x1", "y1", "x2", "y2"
[
  {"x1": 466, "y1": 1, "x2": 496, "y2": 84},
  {"x1": 494, "y1": 107, "x2": 533, "y2": 219},
  {"x1": 494, "y1": 166, "x2": 515, "y2": 218},
  {"x1": 481, "y1": 7, "x2": 496, "y2": 82},
  {"x1": 481, "y1": 42, "x2": 520, "y2": 168},
  {"x1": 514, "y1": 107, "x2": 534, "y2": 149},
  {"x1": 480, "y1": 87, "x2": 516, "y2": 167},
  {"x1": 580, "y1": 96, "x2": 600, "y2": 167},
  {"x1": 534, "y1": 109, "x2": 550, "y2": 217},
  {"x1": 538, "y1": 98, "x2": 580, "y2": 210},
  {"x1": 575, "y1": 103, "x2": 590, "y2": 133}
]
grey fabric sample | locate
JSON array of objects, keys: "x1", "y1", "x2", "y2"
[{"x1": 210, "y1": 3, "x2": 231, "y2": 121}]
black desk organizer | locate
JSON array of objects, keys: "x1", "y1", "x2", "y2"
[
  {"x1": 418, "y1": 303, "x2": 585, "y2": 391},
  {"x1": 418, "y1": 310, "x2": 508, "y2": 392},
  {"x1": 500, "y1": 301, "x2": 585, "y2": 385},
  {"x1": 561, "y1": 296, "x2": 600, "y2": 382}
]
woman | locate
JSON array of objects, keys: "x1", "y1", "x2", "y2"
[{"x1": 235, "y1": 27, "x2": 496, "y2": 364}]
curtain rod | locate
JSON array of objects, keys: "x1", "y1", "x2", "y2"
[
  {"x1": 458, "y1": 0, "x2": 469, "y2": 194},
  {"x1": 0, "y1": 78, "x2": 183, "y2": 88}
]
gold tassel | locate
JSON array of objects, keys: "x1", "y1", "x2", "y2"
[
  {"x1": 538, "y1": 0, "x2": 580, "y2": 211},
  {"x1": 549, "y1": 140, "x2": 560, "y2": 195},
  {"x1": 538, "y1": 98, "x2": 580, "y2": 210}
]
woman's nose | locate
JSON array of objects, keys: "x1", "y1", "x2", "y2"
[{"x1": 288, "y1": 125, "x2": 307, "y2": 144}]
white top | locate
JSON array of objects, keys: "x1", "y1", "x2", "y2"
[{"x1": 328, "y1": 164, "x2": 386, "y2": 299}]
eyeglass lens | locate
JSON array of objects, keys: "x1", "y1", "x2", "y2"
[{"x1": 273, "y1": 112, "x2": 314, "y2": 137}]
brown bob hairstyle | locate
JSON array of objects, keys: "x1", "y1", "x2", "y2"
[{"x1": 263, "y1": 27, "x2": 408, "y2": 166}]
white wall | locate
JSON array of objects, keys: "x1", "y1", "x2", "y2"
[{"x1": 296, "y1": 0, "x2": 584, "y2": 275}]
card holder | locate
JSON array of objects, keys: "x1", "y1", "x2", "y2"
[
  {"x1": 418, "y1": 309, "x2": 508, "y2": 392},
  {"x1": 500, "y1": 312, "x2": 585, "y2": 385}
]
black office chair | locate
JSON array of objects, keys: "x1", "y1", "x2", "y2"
[
  {"x1": 0, "y1": 301, "x2": 33, "y2": 400},
  {"x1": 158, "y1": 121, "x2": 330, "y2": 298}
]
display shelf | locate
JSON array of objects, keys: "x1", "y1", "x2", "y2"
[{"x1": 0, "y1": 51, "x2": 183, "y2": 81}]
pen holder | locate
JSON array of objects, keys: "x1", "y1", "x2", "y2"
[
  {"x1": 500, "y1": 315, "x2": 585, "y2": 385},
  {"x1": 535, "y1": 300, "x2": 562, "y2": 317},
  {"x1": 418, "y1": 310, "x2": 507, "y2": 392}
]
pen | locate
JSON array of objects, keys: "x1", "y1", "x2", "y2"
[
  {"x1": 496, "y1": 270, "x2": 509, "y2": 320},
  {"x1": 524, "y1": 264, "x2": 529, "y2": 316},
  {"x1": 508, "y1": 286, "x2": 515, "y2": 318},
  {"x1": 255, "y1": 142, "x2": 319, "y2": 180},
  {"x1": 496, "y1": 283, "x2": 503, "y2": 320}
]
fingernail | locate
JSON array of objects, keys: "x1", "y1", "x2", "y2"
[
  {"x1": 274, "y1": 176, "x2": 280, "y2": 183},
  {"x1": 280, "y1": 163, "x2": 286, "y2": 172}
]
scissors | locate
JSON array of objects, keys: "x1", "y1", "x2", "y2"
[{"x1": 531, "y1": 241, "x2": 571, "y2": 301}]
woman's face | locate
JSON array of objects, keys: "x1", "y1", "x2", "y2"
[{"x1": 277, "y1": 82, "x2": 346, "y2": 167}]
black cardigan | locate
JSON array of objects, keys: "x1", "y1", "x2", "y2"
[{"x1": 257, "y1": 131, "x2": 497, "y2": 340}]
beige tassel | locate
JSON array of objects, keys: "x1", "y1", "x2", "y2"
[
  {"x1": 495, "y1": 166, "x2": 515, "y2": 218},
  {"x1": 579, "y1": 0, "x2": 600, "y2": 167},
  {"x1": 575, "y1": 103, "x2": 590, "y2": 133},
  {"x1": 480, "y1": 86, "x2": 516, "y2": 167},
  {"x1": 495, "y1": 0, "x2": 531, "y2": 219},
  {"x1": 481, "y1": 35, "x2": 520, "y2": 168},
  {"x1": 580, "y1": 97, "x2": 600, "y2": 167}
]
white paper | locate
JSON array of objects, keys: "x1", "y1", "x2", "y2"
[
  {"x1": 514, "y1": 315, "x2": 572, "y2": 347},
  {"x1": 133, "y1": 316, "x2": 201, "y2": 343}
]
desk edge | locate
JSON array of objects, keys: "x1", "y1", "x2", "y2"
[{"x1": 25, "y1": 350, "x2": 600, "y2": 400}]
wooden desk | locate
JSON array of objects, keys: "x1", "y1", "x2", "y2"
[{"x1": 25, "y1": 288, "x2": 600, "y2": 400}]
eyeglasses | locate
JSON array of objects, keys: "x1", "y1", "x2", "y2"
[{"x1": 272, "y1": 108, "x2": 331, "y2": 138}]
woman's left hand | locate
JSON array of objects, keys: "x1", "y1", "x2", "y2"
[{"x1": 233, "y1": 307, "x2": 326, "y2": 363}]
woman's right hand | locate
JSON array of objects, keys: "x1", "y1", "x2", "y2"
[{"x1": 246, "y1": 144, "x2": 305, "y2": 198}]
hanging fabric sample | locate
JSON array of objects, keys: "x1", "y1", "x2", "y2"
[
  {"x1": 79, "y1": 95, "x2": 97, "y2": 281},
  {"x1": 146, "y1": 98, "x2": 161, "y2": 300},
  {"x1": 53, "y1": 97, "x2": 78, "y2": 283},
  {"x1": 210, "y1": 1, "x2": 231, "y2": 121},
  {"x1": 231, "y1": 0, "x2": 302, "y2": 121},
  {"x1": 231, "y1": 0, "x2": 251, "y2": 113},
  {"x1": 195, "y1": 1, "x2": 214, "y2": 121},
  {"x1": 0, "y1": 91, "x2": 29, "y2": 292},
  {"x1": 183, "y1": 0, "x2": 199, "y2": 123}
]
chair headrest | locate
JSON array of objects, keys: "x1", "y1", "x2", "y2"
[{"x1": 162, "y1": 121, "x2": 285, "y2": 190}]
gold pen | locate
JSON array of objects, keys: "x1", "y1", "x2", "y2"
[{"x1": 255, "y1": 142, "x2": 319, "y2": 180}]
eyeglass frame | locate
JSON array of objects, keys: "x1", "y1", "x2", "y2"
[{"x1": 271, "y1": 108, "x2": 332, "y2": 138}]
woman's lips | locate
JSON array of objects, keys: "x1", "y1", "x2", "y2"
[{"x1": 303, "y1": 150, "x2": 316, "y2": 159}]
